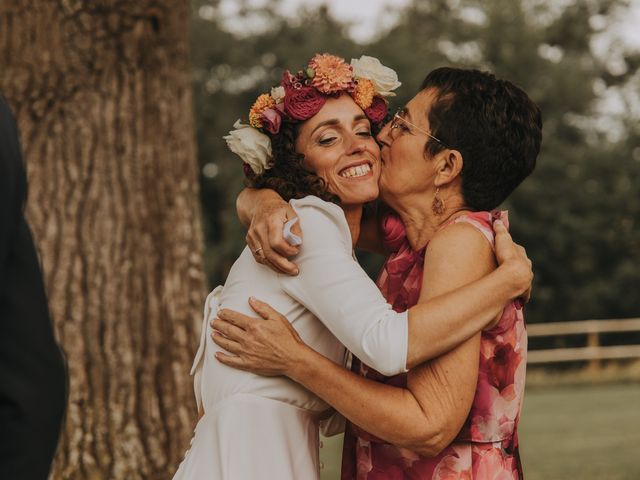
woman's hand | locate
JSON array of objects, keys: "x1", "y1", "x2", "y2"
[
  {"x1": 244, "y1": 195, "x2": 302, "y2": 275},
  {"x1": 210, "y1": 297, "x2": 307, "y2": 376},
  {"x1": 493, "y1": 219, "x2": 533, "y2": 306}
]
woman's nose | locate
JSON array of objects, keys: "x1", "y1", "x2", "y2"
[{"x1": 347, "y1": 134, "x2": 366, "y2": 155}]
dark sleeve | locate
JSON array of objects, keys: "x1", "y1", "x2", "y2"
[{"x1": 0, "y1": 94, "x2": 24, "y2": 273}]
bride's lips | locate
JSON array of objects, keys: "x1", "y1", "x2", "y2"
[{"x1": 338, "y1": 160, "x2": 374, "y2": 179}]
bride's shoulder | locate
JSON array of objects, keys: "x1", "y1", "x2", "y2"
[
  {"x1": 289, "y1": 195, "x2": 346, "y2": 226},
  {"x1": 288, "y1": 195, "x2": 351, "y2": 250}
]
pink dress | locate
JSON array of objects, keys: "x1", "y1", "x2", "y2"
[{"x1": 341, "y1": 211, "x2": 527, "y2": 479}]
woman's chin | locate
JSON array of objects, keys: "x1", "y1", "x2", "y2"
[
  {"x1": 339, "y1": 188, "x2": 380, "y2": 206},
  {"x1": 329, "y1": 175, "x2": 380, "y2": 205}
]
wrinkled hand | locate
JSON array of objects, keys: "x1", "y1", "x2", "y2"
[
  {"x1": 493, "y1": 219, "x2": 533, "y2": 307},
  {"x1": 246, "y1": 199, "x2": 302, "y2": 275},
  {"x1": 211, "y1": 297, "x2": 306, "y2": 376}
]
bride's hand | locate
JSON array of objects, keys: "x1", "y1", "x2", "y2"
[
  {"x1": 210, "y1": 297, "x2": 307, "y2": 376},
  {"x1": 246, "y1": 197, "x2": 302, "y2": 276},
  {"x1": 493, "y1": 219, "x2": 533, "y2": 307}
]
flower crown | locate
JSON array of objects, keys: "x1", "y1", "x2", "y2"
[{"x1": 224, "y1": 54, "x2": 401, "y2": 176}]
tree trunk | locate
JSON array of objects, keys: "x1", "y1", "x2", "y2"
[{"x1": 0, "y1": 1, "x2": 206, "y2": 478}]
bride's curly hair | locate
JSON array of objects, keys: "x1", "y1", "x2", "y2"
[{"x1": 246, "y1": 122, "x2": 340, "y2": 204}]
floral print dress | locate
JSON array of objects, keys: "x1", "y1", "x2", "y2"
[{"x1": 341, "y1": 211, "x2": 527, "y2": 480}]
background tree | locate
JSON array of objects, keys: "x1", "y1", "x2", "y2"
[{"x1": 0, "y1": 1, "x2": 205, "y2": 478}]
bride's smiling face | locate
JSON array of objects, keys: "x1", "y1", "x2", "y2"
[{"x1": 295, "y1": 95, "x2": 381, "y2": 206}]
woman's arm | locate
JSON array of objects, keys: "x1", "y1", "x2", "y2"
[
  {"x1": 405, "y1": 219, "x2": 527, "y2": 368},
  {"x1": 213, "y1": 223, "x2": 494, "y2": 455},
  {"x1": 212, "y1": 214, "x2": 530, "y2": 373},
  {"x1": 236, "y1": 187, "x2": 389, "y2": 267}
]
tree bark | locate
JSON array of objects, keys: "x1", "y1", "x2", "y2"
[{"x1": 0, "y1": 1, "x2": 206, "y2": 478}]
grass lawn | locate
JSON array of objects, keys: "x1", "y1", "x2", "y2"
[{"x1": 320, "y1": 382, "x2": 640, "y2": 479}]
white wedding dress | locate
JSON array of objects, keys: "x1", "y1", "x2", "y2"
[{"x1": 172, "y1": 196, "x2": 409, "y2": 480}]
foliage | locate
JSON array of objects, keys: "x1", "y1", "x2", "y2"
[{"x1": 190, "y1": 0, "x2": 639, "y2": 324}]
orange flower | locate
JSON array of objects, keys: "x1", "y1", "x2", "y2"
[
  {"x1": 353, "y1": 78, "x2": 375, "y2": 110},
  {"x1": 249, "y1": 93, "x2": 276, "y2": 128},
  {"x1": 308, "y1": 53, "x2": 353, "y2": 94}
]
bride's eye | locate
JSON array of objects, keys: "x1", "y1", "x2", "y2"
[{"x1": 318, "y1": 136, "x2": 337, "y2": 145}]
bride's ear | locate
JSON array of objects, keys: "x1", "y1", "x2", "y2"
[{"x1": 434, "y1": 149, "x2": 463, "y2": 187}]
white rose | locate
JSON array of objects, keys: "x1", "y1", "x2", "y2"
[
  {"x1": 270, "y1": 86, "x2": 285, "y2": 104},
  {"x1": 351, "y1": 55, "x2": 401, "y2": 97},
  {"x1": 223, "y1": 120, "x2": 272, "y2": 174}
]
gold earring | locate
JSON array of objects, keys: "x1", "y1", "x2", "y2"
[{"x1": 432, "y1": 188, "x2": 445, "y2": 215}]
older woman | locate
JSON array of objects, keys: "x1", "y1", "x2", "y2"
[
  {"x1": 174, "y1": 57, "x2": 531, "y2": 480},
  {"x1": 213, "y1": 67, "x2": 541, "y2": 478}
]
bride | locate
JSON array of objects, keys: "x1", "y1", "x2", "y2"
[{"x1": 172, "y1": 54, "x2": 531, "y2": 479}]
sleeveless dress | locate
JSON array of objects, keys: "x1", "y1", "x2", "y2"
[
  {"x1": 341, "y1": 211, "x2": 528, "y2": 480},
  {"x1": 172, "y1": 196, "x2": 410, "y2": 480}
]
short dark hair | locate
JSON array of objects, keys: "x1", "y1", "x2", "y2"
[
  {"x1": 247, "y1": 122, "x2": 339, "y2": 204},
  {"x1": 420, "y1": 67, "x2": 542, "y2": 211}
]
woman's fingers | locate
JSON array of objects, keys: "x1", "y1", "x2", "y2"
[
  {"x1": 211, "y1": 317, "x2": 246, "y2": 342},
  {"x1": 517, "y1": 245, "x2": 532, "y2": 267},
  {"x1": 263, "y1": 249, "x2": 299, "y2": 275},
  {"x1": 211, "y1": 331, "x2": 243, "y2": 355},
  {"x1": 217, "y1": 308, "x2": 257, "y2": 330},
  {"x1": 262, "y1": 214, "x2": 299, "y2": 274},
  {"x1": 246, "y1": 232, "x2": 268, "y2": 266},
  {"x1": 212, "y1": 301, "x2": 300, "y2": 376},
  {"x1": 214, "y1": 351, "x2": 250, "y2": 371},
  {"x1": 247, "y1": 209, "x2": 300, "y2": 275},
  {"x1": 268, "y1": 215, "x2": 300, "y2": 257},
  {"x1": 493, "y1": 220, "x2": 515, "y2": 261},
  {"x1": 493, "y1": 219, "x2": 508, "y2": 235},
  {"x1": 214, "y1": 351, "x2": 280, "y2": 376},
  {"x1": 248, "y1": 297, "x2": 286, "y2": 322},
  {"x1": 493, "y1": 219, "x2": 534, "y2": 306}
]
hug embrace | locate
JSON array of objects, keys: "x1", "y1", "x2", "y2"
[{"x1": 174, "y1": 53, "x2": 541, "y2": 480}]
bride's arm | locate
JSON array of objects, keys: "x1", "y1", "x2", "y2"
[
  {"x1": 213, "y1": 224, "x2": 494, "y2": 455},
  {"x1": 236, "y1": 188, "x2": 301, "y2": 274},
  {"x1": 236, "y1": 188, "x2": 388, "y2": 269}
]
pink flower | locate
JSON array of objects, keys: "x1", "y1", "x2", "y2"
[
  {"x1": 473, "y1": 447, "x2": 515, "y2": 480},
  {"x1": 261, "y1": 108, "x2": 281, "y2": 134},
  {"x1": 432, "y1": 457, "x2": 472, "y2": 480},
  {"x1": 487, "y1": 344, "x2": 520, "y2": 392},
  {"x1": 365, "y1": 96, "x2": 388, "y2": 123},
  {"x1": 281, "y1": 71, "x2": 326, "y2": 121}
]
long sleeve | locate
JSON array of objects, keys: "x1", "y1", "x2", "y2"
[{"x1": 279, "y1": 196, "x2": 408, "y2": 376}]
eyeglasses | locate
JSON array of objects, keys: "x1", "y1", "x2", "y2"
[{"x1": 390, "y1": 109, "x2": 450, "y2": 149}]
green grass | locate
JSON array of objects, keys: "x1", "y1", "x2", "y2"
[
  {"x1": 320, "y1": 382, "x2": 640, "y2": 480},
  {"x1": 520, "y1": 382, "x2": 640, "y2": 480}
]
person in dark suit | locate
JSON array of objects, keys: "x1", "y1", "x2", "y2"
[{"x1": 0, "y1": 94, "x2": 67, "y2": 479}]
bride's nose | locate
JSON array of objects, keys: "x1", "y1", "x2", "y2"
[{"x1": 346, "y1": 134, "x2": 366, "y2": 155}]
